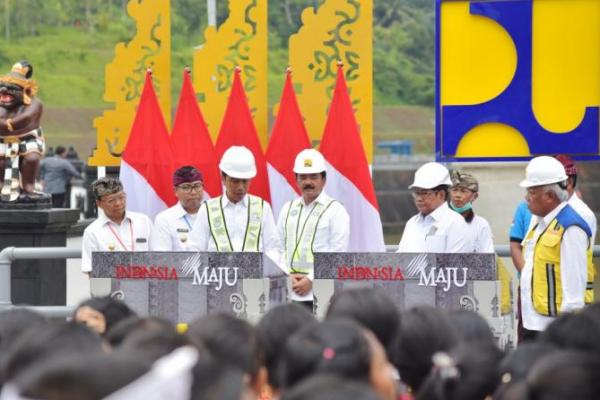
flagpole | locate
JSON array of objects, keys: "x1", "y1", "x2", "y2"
[{"x1": 207, "y1": 0, "x2": 216, "y2": 27}]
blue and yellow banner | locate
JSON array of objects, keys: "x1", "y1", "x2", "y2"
[{"x1": 436, "y1": 0, "x2": 600, "y2": 161}]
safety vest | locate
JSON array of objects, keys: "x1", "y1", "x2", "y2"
[
  {"x1": 284, "y1": 198, "x2": 336, "y2": 274},
  {"x1": 206, "y1": 195, "x2": 263, "y2": 252},
  {"x1": 525, "y1": 204, "x2": 594, "y2": 317}
]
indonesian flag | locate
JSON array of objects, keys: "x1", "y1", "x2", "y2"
[
  {"x1": 171, "y1": 68, "x2": 221, "y2": 198},
  {"x1": 120, "y1": 69, "x2": 176, "y2": 219},
  {"x1": 214, "y1": 68, "x2": 271, "y2": 202},
  {"x1": 320, "y1": 65, "x2": 385, "y2": 252},
  {"x1": 266, "y1": 69, "x2": 311, "y2": 218}
]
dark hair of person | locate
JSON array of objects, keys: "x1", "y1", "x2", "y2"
[
  {"x1": 279, "y1": 319, "x2": 372, "y2": 390},
  {"x1": 326, "y1": 288, "x2": 400, "y2": 359},
  {"x1": 448, "y1": 309, "x2": 496, "y2": 347},
  {"x1": 119, "y1": 329, "x2": 190, "y2": 363},
  {"x1": 105, "y1": 316, "x2": 175, "y2": 348},
  {"x1": 257, "y1": 303, "x2": 317, "y2": 389},
  {"x1": 54, "y1": 146, "x2": 67, "y2": 156},
  {"x1": 416, "y1": 342, "x2": 503, "y2": 400},
  {"x1": 190, "y1": 352, "x2": 247, "y2": 400},
  {"x1": 74, "y1": 296, "x2": 136, "y2": 334},
  {"x1": 2, "y1": 321, "x2": 104, "y2": 383},
  {"x1": 503, "y1": 350, "x2": 600, "y2": 400},
  {"x1": 394, "y1": 306, "x2": 460, "y2": 392},
  {"x1": 16, "y1": 352, "x2": 150, "y2": 400},
  {"x1": 0, "y1": 309, "x2": 46, "y2": 359},
  {"x1": 281, "y1": 374, "x2": 380, "y2": 400},
  {"x1": 433, "y1": 185, "x2": 449, "y2": 200},
  {"x1": 540, "y1": 311, "x2": 600, "y2": 355},
  {"x1": 493, "y1": 342, "x2": 557, "y2": 400},
  {"x1": 186, "y1": 313, "x2": 260, "y2": 382}
]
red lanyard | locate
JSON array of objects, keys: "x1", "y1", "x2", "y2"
[{"x1": 107, "y1": 219, "x2": 134, "y2": 251}]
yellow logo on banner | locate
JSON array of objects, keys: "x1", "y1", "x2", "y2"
[{"x1": 439, "y1": 0, "x2": 600, "y2": 159}]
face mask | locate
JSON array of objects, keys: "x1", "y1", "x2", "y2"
[{"x1": 450, "y1": 202, "x2": 473, "y2": 213}]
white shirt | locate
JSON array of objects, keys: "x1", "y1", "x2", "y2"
[
  {"x1": 277, "y1": 191, "x2": 350, "y2": 301},
  {"x1": 152, "y1": 202, "x2": 198, "y2": 251},
  {"x1": 569, "y1": 193, "x2": 597, "y2": 245},
  {"x1": 468, "y1": 214, "x2": 495, "y2": 253},
  {"x1": 188, "y1": 194, "x2": 281, "y2": 254},
  {"x1": 81, "y1": 211, "x2": 153, "y2": 272},
  {"x1": 520, "y1": 202, "x2": 589, "y2": 331},
  {"x1": 397, "y1": 202, "x2": 473, "y2": 253}
]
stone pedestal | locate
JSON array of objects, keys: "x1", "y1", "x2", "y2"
[{"x1": 0, "y1": 209, "x2": 80, "y2": 305}]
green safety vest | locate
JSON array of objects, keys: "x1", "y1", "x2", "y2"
[
  {"x1": 206, "y1": 195, "x2": 264, "y2": 252},
  {"x1": 284, "y1": 198, "x2": 335, "y2": 274}
]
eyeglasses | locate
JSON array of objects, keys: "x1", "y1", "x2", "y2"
[
  {"x1": 411, "y1": 190, "x2": 437, "y2": 198},
  {"x1": 177, "y1": 184, "x2": 203, "y2": 193}
]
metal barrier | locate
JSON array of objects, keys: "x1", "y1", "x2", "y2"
[
  {"x1": 0, "y1": 246, "x2": 81, "y2": 317},
  {"x1": 2, "y1": 244, "x2": 600, "y2": 318},
  {"x1": 385, "y1": 244, "x2": 600, "y2": 257}
]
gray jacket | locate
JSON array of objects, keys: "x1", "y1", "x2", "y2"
[{"x1": 40, "y1": 156, "x2": 81, "y2": 194}]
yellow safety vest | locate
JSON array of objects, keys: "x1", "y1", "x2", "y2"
[
  {"x1": 206, "y1": 195, "x2": 263, "y2": 252},
  {"x1": 284, "y1": 198, "x2": 336, "y2": 274},
  {"x1": 525, "y1": 204, "x2": 594, "y2": 317}
]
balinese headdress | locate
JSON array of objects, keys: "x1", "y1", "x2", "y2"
[{"x1": 0, "y1": 61, "x2": 38, "y2": 105}]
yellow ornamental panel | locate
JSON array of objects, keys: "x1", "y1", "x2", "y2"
[
  {"x1": 89, "y1": 0, "x2": 171, "y2": 167},
  {"x1": 289, "y1": 0, "x2": 373, "y2": 161},
  {"x1": 193, "y1": 0, "x2": 268, "y2": 148}
]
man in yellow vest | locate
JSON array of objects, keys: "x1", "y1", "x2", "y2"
[
  {"x1": 277, "y1": 149, "x2": 349, "y2": 309},
  {"x1": 188, "y1": 146, "x2": 281, "y2": 255},
  {"x1": 519, "y1": 156, "x2": 594, "y2": 340}
]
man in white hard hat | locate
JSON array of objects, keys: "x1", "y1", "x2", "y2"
[
  {"x1": 188, "y1": 146, "x2": 280, "y2": 254},
  {"x1": 277, "y1": 149, "x2": 350, "y2": 308},
  {"x1": 397, "y1": 162, "x2": 472, "y2": 253},
  {"x1": 519, "y1": 156, "x2": 593, "y2": 340}
]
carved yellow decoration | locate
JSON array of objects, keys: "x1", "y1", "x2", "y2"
[
  {"x1": 192, "y1": 0, "x2": 268, "y2": 148},
  {"x1": 89, "y1": 0, "x2": 171, "y2": 167},
  {"x1": 289, "y1": 0, "x2": 373, "y2": 161}
]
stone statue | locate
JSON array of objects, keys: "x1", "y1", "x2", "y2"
[{"x1": 0, "y1": 61, "x2": 50, "y2": 206}]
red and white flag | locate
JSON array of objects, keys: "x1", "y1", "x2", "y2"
[
  {"x1": 266, "y1": 69, "x2": 311, "y2": 218},
  {"x1": 120, "y1": 70, "x2": 176, "y2": 219},
  {"x1": 320, "y1": 64, "x2": 385, "y2": 252},
  {"x1": 214, "y1": 68, "x2": 271, "y2": 202},
  {"x1": 171, "y1": 68, "x2": 221, "y2": 198}
]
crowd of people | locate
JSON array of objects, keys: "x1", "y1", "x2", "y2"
[{"x1": 1, "y1": 287, "x2": 600, "y2": 399}]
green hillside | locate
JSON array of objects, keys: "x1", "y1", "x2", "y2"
[{"x1": 0, "y1": 0, "x2": 435, "y2": 157}]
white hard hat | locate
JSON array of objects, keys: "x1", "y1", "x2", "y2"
[
  {"x1": 293, "y1": 149, "x2": 326, "y2": 174},
  {"x1": 409, "y1": 162, "x2": 452, "y2": 189},
  {"x1": 520, "y1": 156, "x2": 568, "y2": 188},
  {"x1": 219, "y1": 146, "x2": 257, "y2": 179}
]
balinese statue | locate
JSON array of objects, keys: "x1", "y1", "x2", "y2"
[{"x1": 0, "y1": 61, "x2": 50, "y2": 205}]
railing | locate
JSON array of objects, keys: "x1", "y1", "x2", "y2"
[
  {"x1": 0, "y1": 246, "x2": 81, "y2": 317},
  {"x1": 385, "y1": 244, "x2": 600, "y2": 257},
  {"x1": 2, "y1": 244, "x2": 600, "y2": 318}
]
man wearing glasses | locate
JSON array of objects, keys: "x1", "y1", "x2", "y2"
[
  {"x1": 81, "y1": 177, "x2": 153, "y2": 274},
  {"x1": 397, "y1": 162, "x2": 472, "y2": 253},
  {"x1": 152, "y1": 166, "x2": 206, "y2": 251}
]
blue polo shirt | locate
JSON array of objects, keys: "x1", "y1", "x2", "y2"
[{"x1": 509, "y1": 200, "x2": 532, "y2": 243}]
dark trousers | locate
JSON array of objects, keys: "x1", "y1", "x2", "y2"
[
  {"x1": 520, "y1": 328, "x2": 540, "y2": 343},
  {"x1": 51, "y1": 193, "x2": 65, "y2": 208},
  {"x1": 294, "y1": 301, "x2": 314, "y2": 313}
]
